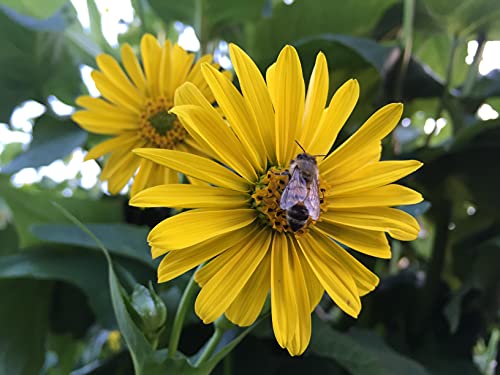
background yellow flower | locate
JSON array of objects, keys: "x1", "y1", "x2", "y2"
[
  {"x1": 131, "y1": 44, "x2": 423, "y2": 356},
  {"x1": 72, "y1": 33, "x2": 226, "y2": 195}
]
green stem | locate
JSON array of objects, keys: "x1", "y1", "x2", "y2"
[
  {"x1": 462, "y1": 33, "x2": 487, "y2": 97},
  {"x1": 412, "y1": 200, "x2": 452, "y2": 336},
  {"x1": 167, "y1": 267, "x2": 201, "y2": 359},
  {"x1": 194, "y1": 0, "x2": 209, "y2": 56},
  {"x1": 395, "y1": 0, "x2": 415, "y2": 100},
  {"x1": 425, "y1": 35, "x2": 460, "y2": 146},
  {"x1": 194, "y1": 326, "x2": 224, "y2": 366}
]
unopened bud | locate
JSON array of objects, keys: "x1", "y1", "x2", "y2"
[{"x1": 130, "y1": 282, "x2": 167, "y2": 339}]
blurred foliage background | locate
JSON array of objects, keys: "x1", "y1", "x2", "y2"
[{"x1": 0, "y1": 0, "x2": 500, "y2": 374}]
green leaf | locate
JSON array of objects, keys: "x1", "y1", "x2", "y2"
[
  {"x1": 30, "y1": 223, "x2": 153, "y2": 266},
  {"x1": 0, "y1": 279, "x2": 51, "y2": 375},
  {"x1": 246, "y1": 0, "x2": 399, "y2": 66},
  {"x1": 0, "y1": 0, "x2": 67, "y2": 19},
  {"x1": 310, "y1": 319, "x2": 429, "y2": 375},
  {"x1": 0, "y1": 247, "x2": 154, "y2": 327},
  {"x1": 0, "y1": 9, "x2": 81, "y2": 122},
  {"x1": 1, "y1": 115, "x2": 87, "y2": 175},
  {"x1": 148, "y1": 0, "x2": 267, "y2": 31},
  {"x1": 423, "y1": 0, "x2": 500, "y2": 37},
  {"x1": 0, "y1": 181, "x2": 123, "y2": 247}
]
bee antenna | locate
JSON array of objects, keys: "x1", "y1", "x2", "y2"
[{"x1": 294, "y1": 140, "x2": 306, "y2": 153}]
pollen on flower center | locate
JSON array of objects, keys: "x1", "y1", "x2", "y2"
[
  {"x1": 139, "y1": 97, "x2": 187, "y2": 148},
  {"x1": 251, "y1": 166, "x2": 328, "y2": 236}
]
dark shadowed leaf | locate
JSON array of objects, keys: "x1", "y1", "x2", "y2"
[
  {"x1": 0, "y1": 180, "x2": 123, "y2": 247},
  {"x1": 0, "y1": 279, "x2": 51, "y2": 375},
  {"x1": 310, "y1": 319, "x2": 429, "y2": 375},
  {"x1": 0, "y1": 247, "x2": 154, "y2": 327},
  {"x1": 31, "y1": 223, "x2": 152, "y2": 266}
]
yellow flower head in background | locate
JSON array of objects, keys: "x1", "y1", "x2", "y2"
[
  {"x1": 72, "y1": 34, "x2": 226, "y2": 195},
  {"x1": 130, "y1": 44, "x2": 423, "y2": 356}
]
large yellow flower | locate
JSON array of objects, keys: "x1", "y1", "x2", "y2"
[
  {"x1": 130, "y1": 44, "x2": 423, "y2": 355},
  {"x1": 72, "y1": 34, "x2": 225, "y2": 195}
]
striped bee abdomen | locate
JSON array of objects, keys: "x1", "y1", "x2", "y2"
[{"x1": 287, "y1": 203, "x2": 310, "y2": 232}]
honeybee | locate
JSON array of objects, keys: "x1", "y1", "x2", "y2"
[{"x1": 280, "y1": 142, "x2": 322, "y2": 232}]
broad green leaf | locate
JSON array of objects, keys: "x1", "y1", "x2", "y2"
[
  {"x1": 0, "y1": 279, "x2": 51, "y2": 375},
  {"x1": 0, "y1": 181, "x2": 123, "y2": 247},
  {"x1": 413, "y1": 32, "x2": 468, "y2": 87},
  {"x1": 0, "y1": 247, "x2": 154, "y2": 327},
  {"x1": 0, "y1": 9, "x2": 80, "y2": 122},
  {"x1": 0, "y1": 0, "x2": 67, "y2": 19},
  {"x1": 310, "y1": 319, "x2": 429, "y2": 375},
  {"x1": 148, "y1": 0, "x2": 267, "y2": 32},
  {"x1": 468, "y1": 70, "x2": 500, "y2": 99},
  {"x1": 1, "y1": 115, "x2": 87, "y2": 175},
  {"x1": 423, "y1": 0, "x2": 500, "y2": 37},
  {"x1": 31, "y1": 223, "x2": 153, "y2": 266},
  {"x1": 246, "y1": 0, "x2": 398, "y2": 66}
]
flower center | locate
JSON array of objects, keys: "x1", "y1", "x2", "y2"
[
  {"x1": 139, "y1": 97, "x2": 187, "y2": 148},
  {"x1": 251, "y1": 166, "x2": 327, "y2": 236}
]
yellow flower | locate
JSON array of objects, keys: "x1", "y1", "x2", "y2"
[
  {"x1": 72, "y1": 34, "x2": 225, "y2": 195},
  {"x1": 130, "y1": 44, "x2": 423, "y2": 356}
]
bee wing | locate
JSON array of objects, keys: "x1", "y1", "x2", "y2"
[
  {"x1": 304, "y1": 176, "x2": 321, "y2": 220},
  {"x1": 280, "y1": 167, "x2": 308, "y2": 210}
]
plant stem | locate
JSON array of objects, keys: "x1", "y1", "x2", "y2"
[
  {"x1": 167, "y1": 267, "x2": 201, "y2": 359},
  {"x1": 395, "y1": 0, "x2": 415, "y2": 100},
  {"x1": 194, "y1": 326, "x2": 224, "y2": 366},
  {"x1": 194, "y1": 0, "x2": 208, "y2": 56},
  {"x1": 425, "y1": 35, "x2": 460, "y2": 146},
  {"x1": 462, "y1": 32, "x2": 487, "y2": 97}
]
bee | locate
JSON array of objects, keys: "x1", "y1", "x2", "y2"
[{"x1": 280, "y1": 141, "x2": 323, "y2": 232}]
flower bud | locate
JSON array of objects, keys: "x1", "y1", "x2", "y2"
[{"x1": 130, "y1": 282, "x2": 167, "y2": 339}]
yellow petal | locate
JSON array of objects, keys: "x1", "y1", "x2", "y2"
[
  {"x1": 310, "y1": 228, "x2": 379, "y2": 297},
  {"x1": 321, "y1": 103, "x2": 403, "y2": 176},
  {"x1": 327, "y1": 184, "x2": 423, "y2": 208},
  {"x1": 323, "y1": 206, "x2": 420, "y2": 241},
  {"x1": 271, "y1": 233, "x2": 296, "y2": 348},
  {"x1": 130, "y1": 159, "x2": 155, "y2": 197},
  {"x1": 300, "y1": 52, "x2": 329, "y2": 151},
  {"x1": 266, "y1": 63, "x2": 277, "y2": 108},
  {"x1": 329, "y1": 160, "x2": 423, "y2": 196},
  {"x1": 85, "y1": 133, "x2": 141, "y2": 161},
  {"x1": 106, "y1": 152, "x2": 141, "y2": 194},
  {"x1": 316, "y1": 221, "x2": 391, "y2": 258},
  {"x1": 321, "y1": 142, "x2": 381, "y2": 183},
  {"x1": 292, "y1": 237, "x2": 323, "y2": 311},
  {"x1": 121, "y1": 43, "x2": 147, "y2": 95},
  {"x1": 229, "y1": 43, "x2": 276, "y2": 162},
  {"x1": 274, "y1": 45, "x2": 305, "y2": 166},
  {"x1": 170, "y1": 44, "x2": 195, "y2": 96},
  {"x1": 75, "y1": 96, "x2": 139, "y2": 119},
  {"x1": 156, "y1": 225, "x2": 256, "y2": 279},
  {"x1": 285, "y1": 239, "x2": 311, "y2": 356},
  {"x1": 308, "y1": 79, "x2": 359, "y2": 156},
  {"x1": 96, "y1": 54, "x2": 143, "y2": 107},
  {"x1": 133, "y1": 148, "x2": 251, "y2": 192},
  {"x1": 297, "y1": 233, "x2": 361, "y2": 317},
  {"x1": 194, "y1": 227, "x2": 272, "y2": 323},
  {"x1": 91, "y1": 71, "x2": 141, "y2": 115},
  {"x1": 174, "y1": 82, "x2": 214, "y2": 111},
  {"x1": 186, "y1": 54, "x2": 212, "y2": 87},
  {"x1": 72, "y1": 111, "x2": 138, "y2": 134},
  {"x1": 130, "y1": 184, "x2": 249, "y2": 209},
  {"x1": 158, "y1": 40, "x2": 172, "y2": 99},
  {"x1": 140, "y1": 34, "x2": 161, "y2": 97},
  {"x1": 148, "y1": 208, "x2": 256, "y2": 250},
  {"x1": 171, "y1": 105, "x2": 258, "y2": 181},
  {"x1": 201, "y1": 63, "x2": 266, "y2": 171},
  {"x1": 100, "y1": 138, "x2": 146, "y2": 181},
  {"x1": 226, "y1": 251, "x2": 271, "y2": 327}
]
